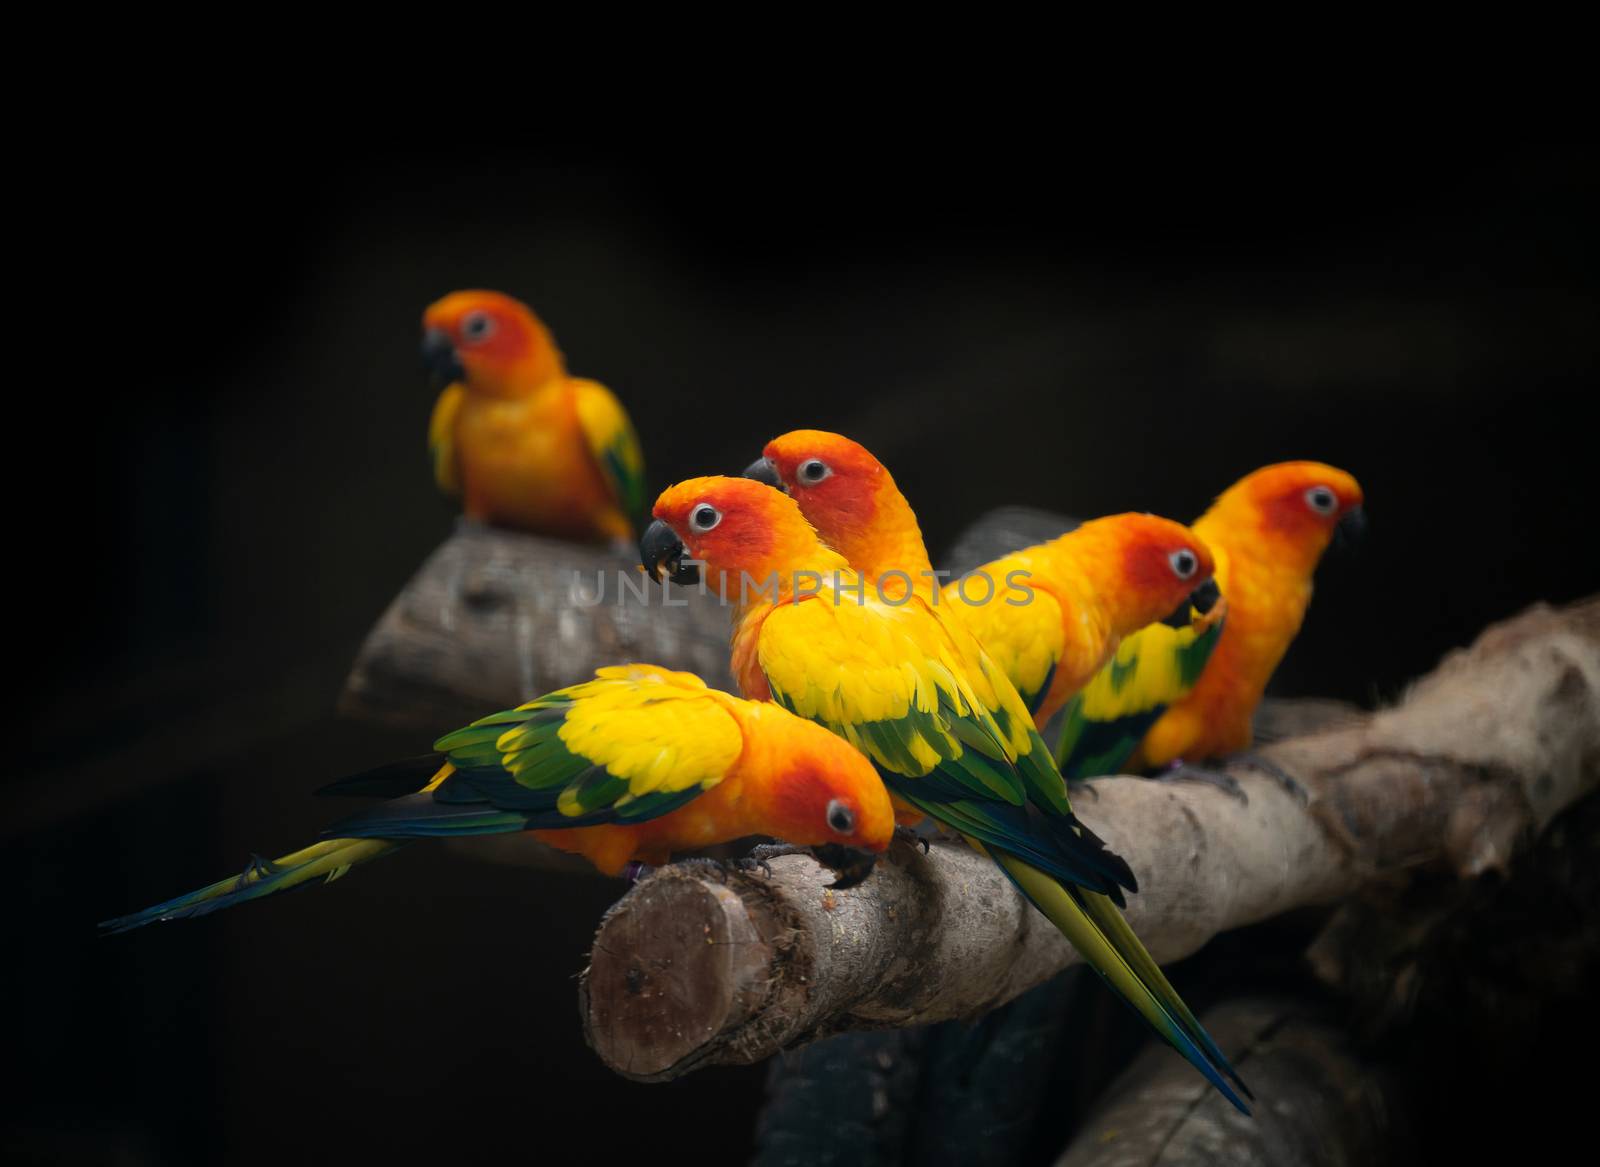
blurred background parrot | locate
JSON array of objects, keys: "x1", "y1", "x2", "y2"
[
  {"x1": 642, "y1": 476, "x2": 1251, "y2": 1114},
  {"x1": 422, "y1": 290, "x2": 646, "y2": 543},
  {"x1": 101, "y1": 665, "x2": 893, "y2": 933},
  {"x1": 747, "y1": 429, "x2": 1224, "y2": 727},
  {"x1": 1055, "y1": 461, "x2": 1365, "y2": 782}
]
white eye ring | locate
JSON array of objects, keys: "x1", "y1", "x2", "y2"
[
  {"x1": 461, "y1": 311, "x2": 496, "y2": 342},
  {"x1": 798, "y1": 459, "x2": 832, "y2": 485},
  {"x1": 690, "y1": 504, "x2": 722, "y2": 533},
  {"x1": 826, "y1": 798, "x2": 855, "y2": 834},
  {"x1": 1304, "y1": 486, "x2": 1337, "y2": 515},
  {"x1": 1168, "y1": 549, "x2": 1199, "y2": 579}
]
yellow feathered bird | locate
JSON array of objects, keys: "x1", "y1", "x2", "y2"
[
  {"x1": 422, "y1": 290, "x2": 645, "y2": 543},
  {"x1": 642, "y1": 476, "x2": 1251, "y2": 1113},
  {"x1": 746, "y1": 430, "x2": 1225, "y2": 731},
  {"x1": 102, "y1": 665, "x2": 894, "y2": 932}
]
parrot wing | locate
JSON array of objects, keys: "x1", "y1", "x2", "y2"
[
  {"x1": 947, "y1": 563, "x2": 1065, "y2": 714},
  {"x1": 326, "y1": 664, "x2": 744, "y2": 838},
  {"x1": 572, "y1": 378, "x2": 647, "y2": 534},
  {"x1": 1055, "y1": 600, "x2": 1227, "y2": 779},
  {"x1": 758, "y1": 596, "x2": 1134, "y2": 900},
  {"x1": 428, "y1": 383, "x2": 466, "y2": 497},
  {"x1": 100, "y1": 666, "x2": 742, "y2": 933}
]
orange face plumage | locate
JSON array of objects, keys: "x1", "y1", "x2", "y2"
[
  {"x1": 421, "y1": 289, "x2": 564, "y2": 398},
  {"x1": 1206, "y1": 461, "x2": 1365, "y2": 569},
  {"x1": 749, "y1": 429, "x2": 931, "y2": 581},
  {"x1": 645, "y1": 476, "x2": 838, "y2": 602},
  {"x1": 1078, "y1": 513, "x2": 1220, "y2": 632},
  {"x1": 763, "y1": 717, "x2": 896, "y2": 863}
]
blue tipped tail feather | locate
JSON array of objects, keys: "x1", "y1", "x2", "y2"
[{"x1": 99, "y1": 838, "x2": 399, "y2": 935}]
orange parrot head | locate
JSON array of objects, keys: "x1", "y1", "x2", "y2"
[
  {"x1": 745, "y1": 429, "x2": 930, "y2": 578},
  {"x1": 1066, "y1": 513, "x2": 1223, "y2": 635},
  {"x1": 643, "y1": 476, "x2": 838, "y2": 603},
  {"x1": 758, "y1": 714, "x2": 896, "y2": 887},
  {"x1": 421, "y1": 290, "x2": 564, "y2": 399},
  {"x1": 1205, "y1": 461, "x2": 1366, "y2": 572}
]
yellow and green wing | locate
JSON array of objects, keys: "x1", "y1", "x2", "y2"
[
  {"x1": 1055, "y1": 604, "x2": 1226, "y2": 780},
  {"x1": 946, "y1": 566, "x2": 1065, "y2": 714},
  {"x1": 329, "y1": 664, "x2": 742, "y2": 837},
  {"x1": 99, "y1": 666, "x2": 740, "y2": 934},
  {"x1": 759, "y1": 597, "x2": 1134, "y2": 899},
  {"x1": 572, "y1": 378, "x2": 647, "y2": 533},
  {"x1": 428, "y1": 383, "x2": 466, "y2": 497}
]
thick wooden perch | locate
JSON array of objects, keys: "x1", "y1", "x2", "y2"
[
  {"x1": 579, "y1": 597, "x2": 1600, "y2": 1080},
  {"x1": 340, "y1": 522, "x2": 734, "y2": 728}
]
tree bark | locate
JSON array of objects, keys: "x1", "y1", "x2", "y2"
[
  {"x1": 339, "y1": 521, "x2": 735, "y2": 729},
  {"x1": 1052, "y1": 999, "x2": 1411, "y2": 1167},
  {"x1": 578, "y1": 597, "x2": 1600, "y2": 1081}
]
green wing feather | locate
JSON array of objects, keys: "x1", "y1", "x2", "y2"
[
  {"x1": 335, "y1": 666, "x2": 739, "y2": 837},
  {"x1": 760, "y1": 596, "x2": 1135, "y2": 900},
  {"x1": 1056, "y1": 609, "x2": 1226, "y2": 780},
  {"x1": 573, "y1": 379, "x2": 647, "y2": 533}
]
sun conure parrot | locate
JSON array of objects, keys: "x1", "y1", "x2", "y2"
[
  {"x1": 422, "y1": 290, "x2": 646, "y2": 543},
  {"x1": 745, "y1": 430, "x2": 1225, "y2": 728},
  {"x1": 101, "y1": 665, "x2": 893, "y2": 934},
  {"x1": 641, "y1": 477, "x2": 1252, "y2": 1114},
  {"x1": 1055, "y1": 461, "x2": 1365, "y2": 781}
]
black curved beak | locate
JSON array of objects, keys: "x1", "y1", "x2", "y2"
[
  {"x1": 811, "y1": 844, "x2": 880, "y2": 890},
  {"x1": 742, "y1": 457, "x2": 786, "y2": 491},
  {"x1": 1161, "y1": 578, "x2": 1221, "y2": 628},
  {"x1": 1336, "y1": 505, "x2": 1367, "y2": 548},
  {"x1": 640, "y1": 519, "x2": 700, "y2": 586},
  {"x1": 421, "y1": 327, "x2": 465, "y2": 394}
]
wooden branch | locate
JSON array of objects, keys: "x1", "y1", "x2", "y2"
[
  {"x1": 339, "y1": 522, "x2": 735, "y2": 728},
  {"x1": 1053, "y1": 998, "x2": 1411, "y2": 1166},
  {"x1": 579, "y1": 597, "x2": 1600, "y2": 1080}
]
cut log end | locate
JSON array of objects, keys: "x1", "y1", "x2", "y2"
[{"x1": 582, "y1": 868, "x2": 773, "y2": 1080}]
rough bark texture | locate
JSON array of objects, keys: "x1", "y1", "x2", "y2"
[
  {"x1": 1053, "y1": 999, "x2": 1411, "y2": 1167},
  {"x1": 579, "y1": 597, "x2": 1600, "y2": 1081},
  {"x1": 340, "y1": 521, "x2": 734, "y2": 729}
]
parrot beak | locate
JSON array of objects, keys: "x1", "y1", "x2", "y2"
[
  {"x1": 1161, "y1": 578, "x2": 1221, "y2": 628},
  {"x1": 640, "y1": 520, "x2": 700, "y2": 587},
  {"x1": 1335, "y1": 505, "x2": 1367, "y2": 548},
  {"x1": 421, "y1": 327, "x2": 465, "y2": 394},
  {"x1": 811, "y1": 843, "x2": 880, "y2": 890},
  {"x1": 742, "y1": 457, "x2": 787, "y2": 492}
]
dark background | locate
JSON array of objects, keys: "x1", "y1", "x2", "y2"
[{"x1": 8, "y1": 141, "x2": 1596, "y2": 1164}]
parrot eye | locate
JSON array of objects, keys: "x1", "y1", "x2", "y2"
[
  {"x1": 1304, "y1": 486, "x2": 1337, "y2": 515},
  {"x1": 798, "y1": 459, "x2": 832, "y2": 486},
  {"x1": 826, "y1": 798, "x2": 856, "y2": 835},
  {"x1": 689, "y1": 504, "x2": 722, "y2": 533},
  {"x1": 1168, "y1": 549, "x2": 1199, "y2": 579},
  {"x1": 461, "y1": 311, "x2": 496, "y2": 343}
]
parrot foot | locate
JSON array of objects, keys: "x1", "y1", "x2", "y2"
[
  {"x1": 1066, "y1": 778, "x2": 1100, "y2": 801},
  {"x1": 232, "y1": 853, "x2": 282, "y2": 891},
  {"x1": 894, "y1": 824, "x2": 932, "y2": 854},
  {"x1": 1233, "y1": 752, "x2": 1311, "y2": 805},
  {"x1": 736, "y1": 841, "x2": 821, "y2": 877},
  {"x1": 1154, "y1": 762, "x2": 1249, "y2": 804},
  {"x1": 621, "y1": 861, "x2": 656, "y2": 884}
]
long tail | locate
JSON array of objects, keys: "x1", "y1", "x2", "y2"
[
  {"x1": 989, "y1": 847, "x2": 1252, "y2": 1114},
  {"x1": 99, "y1": 838, "x2": 398, "y2": 935}
]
